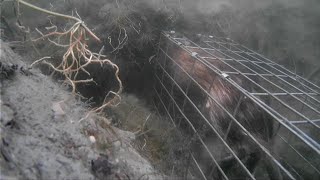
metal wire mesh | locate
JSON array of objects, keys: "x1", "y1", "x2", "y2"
[{"x1": 152, "y1": 31, "x2": 320, "y2": 180}]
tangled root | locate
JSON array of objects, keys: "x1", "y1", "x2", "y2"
[{"x1": 20, "y1": 0, "x2": 122, "y2": 120}]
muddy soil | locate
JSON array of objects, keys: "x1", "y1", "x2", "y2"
[{"x1": 0, "y1": 40, "x2": 164, "y2": 180}]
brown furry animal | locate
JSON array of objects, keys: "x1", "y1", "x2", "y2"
[
  {"x1": 158, "y1": 37, "x2": 277, "y2": 179},
  {"x1": 172, "y1": 46, "x2": 274, "y2": 142}
]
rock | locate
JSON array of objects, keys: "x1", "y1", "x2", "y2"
[
  {"x1": 0, "y1": 103, "x2": 15, "y2": 126},
  {"x1": 91, "y1": 155, "x2": 113, "y2": 179}
]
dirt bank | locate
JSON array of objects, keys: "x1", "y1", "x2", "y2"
[{"x1": 0, "y1": 40, "x2": 164, "y2": 180}]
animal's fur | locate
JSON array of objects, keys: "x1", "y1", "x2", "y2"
[{"x1": 156, "y1": 35, "x2": 277, "y2": 179}]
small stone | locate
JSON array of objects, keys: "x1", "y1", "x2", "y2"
[
  {"x1": 0, "y1": 104, "x2": 14, "y2": 126},
  {"x1": 89, "y1": 136, "x2": 96, "y2": 143},
  {"x1": 52, "y1": 102, "x2": 65, "y2": 117},
  {"x1": 113, "y1": 141, "x2": 121, "y2": 148}
]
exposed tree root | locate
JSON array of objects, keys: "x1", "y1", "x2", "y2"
[{"x1": 18, "y1": 0, "x2": 123, "y2": 120}]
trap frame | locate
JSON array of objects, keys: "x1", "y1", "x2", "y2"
[{"x1": 152, "y1": 31, "x2": 320, "y2": 179}]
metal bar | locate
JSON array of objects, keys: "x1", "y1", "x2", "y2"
[
  {"x1": 209, "y1": 35, "x2": 320, "y2": 92},
  {"x1": 291, "y1": 119, "x2": 320, "y2": 125},
  {"x1": 174, "y1": 37, "x2": 239, "y2": 46},
  {"x1": 202, "y1": 39, "x2": 320, "y2": 128},
  {"x1": 174, "y1": 35, "x2": 320, "y2": 130},
  {"x1": 163, "y1": 32, "x2": 320, "y2": 154},
  {"x1": 204, "y1": 39, "x2": 320, "y2": 99},
  {"x1": 153, "y1": 89, "x2": 177, "y2": 127},
  {"x1": 244, "y1": 60, "x2": 320, "y2": 103},
  {"x1": 232, "y1": 53, "x2": 320, "y2": 116},
  {"x1": 153, "y1": 71, "x2": 228, "y2": 178},
  {"x1": 191, "y1": 152, "x2": 208, "y2": 180},
  {"x1": 206, "y1": 35, "x2": 320, "y2": 99},
  {"x1": 155, "y1": 60, "x2": 256, "y2": 179},
  {"x1": 251, "y1": 92, "x2": 319, "y2": 96},
  {"x1": 225, "y1": 47, "x2": 320, "y2": 102},
  {"x1": 208, "y1": 40, "x2": 320, "y2": 95},
  {"x1": 219, "y1": 71, "x2": 290, "y2": 78},
  {"x1": 158, "y1": 45, "x2": 296, "y2": 179},
  {"x1": 154, "y1": 74, "x2": 230, "y2": 180},
  {"x1": 181, "y1": 58, "x2": 197, "y2": 113},
  {"x1": 202, "y1": 56, "x2": 278, "y2": 66},
  {"x1": 245, "y1": 55, "x2": 320, "y2": 92},
  {"x1": 277, "y1": 134, "x2": 320, "y2": 174},
  {"x1": 184, "y1": 45, "x2": 245, "y2": 54},
  {"x1": 200, "y1": 41, "x2": 320, "y2": 147}
]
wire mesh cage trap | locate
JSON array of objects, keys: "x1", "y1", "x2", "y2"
[{"x1": 152, "y1": 31, "x2": 320, "y2": 180}]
